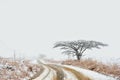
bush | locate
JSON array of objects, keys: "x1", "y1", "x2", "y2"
[{"x1": 0, "y1": 57, "x2": 41, "y2": 80}]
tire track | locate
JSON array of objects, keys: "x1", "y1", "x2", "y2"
[
  {"x1": 41, "y1": 66, "x2": 51, "y2": 80},
  {"x1": 62, "y1": 68, "x2": 78, "y2": 80},
  {"x1": 30, "y1": 65, "x2": 45, "y2": 80},
  {"x1": 47, "y1": 64, "x2": 91, "y2": 80},
  {"x1": 47, "y1": 64, "x2": 65, "y2": 80},
  {"x1": 32, "y1": 61, "x2": 91, "y2": 80},
  {"x1": 32, "y1": 65, "x2": 51, "y2": 80}
]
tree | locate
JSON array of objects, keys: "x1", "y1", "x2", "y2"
[{"x1": 53, "y1": 40, "x2": 108, "y2": 60}]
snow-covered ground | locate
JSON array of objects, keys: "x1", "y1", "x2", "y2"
[
  {"x1": 0, "y1": 58, "x2": 41, "y2": 80},
  {"x1": 34, "y1": 60, "x2": 118, "y2": 80},
  {"x1": 64, "y1": 65, "x2": 117, "y2": 80},
  {"x1": 62, "y1": 68, "x2": 78, "y2": 80},
  {"x1": 33, "y1": 65, "x2": 56, "y2": 80},
  {"x1": 0, "y1": 58, "x2": 118, "y2": 80}
]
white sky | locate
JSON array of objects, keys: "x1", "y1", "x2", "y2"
[{"x1": 0, "y1": 0, "x2": 120, "y2": 60}]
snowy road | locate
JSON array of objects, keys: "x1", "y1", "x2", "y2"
[
  {"x1": 32, "y1": 61, "x2": 116, "y2": 80},
  {"x1": 32, "y1": 63, "x2": 91, "y2": 80}
]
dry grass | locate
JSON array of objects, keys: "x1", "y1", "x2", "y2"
[
  {"x1": 62, "y1": 58, "x2": 120, "y2": 79},
  {"x1": 0, "y1": 57, "x2": 41, "y2": 80}
]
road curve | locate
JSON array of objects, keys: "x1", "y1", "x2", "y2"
[{"x1": 32, "y1": 63, "x2": 91, "y2": 80}]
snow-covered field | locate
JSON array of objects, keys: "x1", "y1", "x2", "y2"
[
  {"x1": 0, "y1": 58, "x2": 118, "y2": 80},
  {"x1": 0, "y1": 57, "x2": 41, "y2": 80}
]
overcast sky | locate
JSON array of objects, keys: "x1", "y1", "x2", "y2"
[{"x1": 0, "y1": 0, "x2": 120, "y2": 60}]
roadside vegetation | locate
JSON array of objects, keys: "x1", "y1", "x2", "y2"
[
  {"x1": 62, "y1": 58, "x2": 120, "y2": 79},
  {"x1": 0, "y1": 57, "x2": 41, "y2": 80}
]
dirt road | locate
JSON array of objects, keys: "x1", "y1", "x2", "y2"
[{"x1": 32, "y1": 63, "x2": 91, "y2": 80}]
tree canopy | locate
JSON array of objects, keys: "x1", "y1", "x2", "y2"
[{"x1": 54, "y1": 40, "x2": 108, "y2": 60}]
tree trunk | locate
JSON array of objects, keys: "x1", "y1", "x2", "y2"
[
  {"x1": 76, "y1": 53, "x2": 82, "y2": 60},
  {"x1": 76, "y1": 55, "x2": 81, "y2": 60}
]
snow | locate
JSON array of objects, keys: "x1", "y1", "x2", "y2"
[
  {"x1": 33, "y1": 65, "x2": 56, "y2": 80},
  {"x1": 0, "y1": 58, "x2": 41, "y2": 80},
  {"x1": 0, "y1": 64, "x2": 4, "y2": 68},
  {"x1": 30, "y1": 59, "x2": 38, "y2": 64},
  {"x1": 37, "y1": 59, "x2": 118, "y2": 80},
  {"x1": 62, "y1": 68, "x2": 78, "y2": 80},
  {"x1": 0, "y1": 58, "x2": 118, "y2": 80},
  {"x1": 64, "y1": 65, "x2": 117, "y2": 80}
]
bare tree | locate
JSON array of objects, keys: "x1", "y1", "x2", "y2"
[{"x1": 53, "y1": 40, "x2": 108, "y2": 60}]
